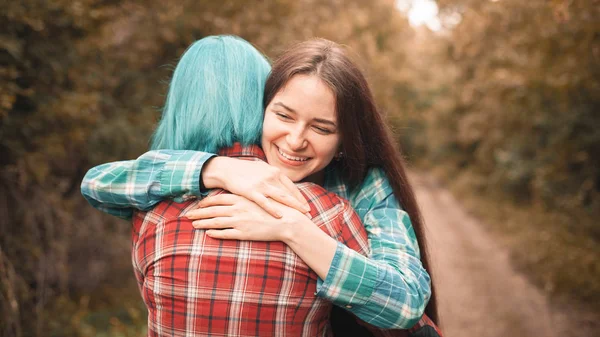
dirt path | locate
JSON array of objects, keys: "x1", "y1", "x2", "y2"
[{"x1": 410, "y1": 173, "x2": 572, "y2": 337}]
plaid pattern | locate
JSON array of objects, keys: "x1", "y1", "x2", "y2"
[
  {"x1": 320, "y1": 167, "x2": 432, "y2": 328},
  {"x1": 81, "y1": 146, "x2": 432, "y2": 329},
  {"x1": 81, "y1": 150, "x2": 213, "y2": 220},
  {"x1": 131, "y1": 144, "x2": 371, "y2": 336}
]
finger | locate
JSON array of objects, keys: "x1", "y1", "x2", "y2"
[
  {"x1": 192, "y1": 217, "x2": 233, "y2": 229},
  {"x1": 283, "y1": 177, "x2": 309, "y2": 209},
  {"x1": 197, "y1": 194, "x2": 242, "y2": 208},
  {"x1": 206, "y1": 229, "x2": 244, "y2": 240},
  {"x1": 184, "y1": 205, "x2": 234, "y2": 220},
  {"x1": 263, "y1": 186, "x2": 308, "y2": 214},
  {"x1": 250, "y1": 192, "x2": 282, "y2": 219},
  {"x1": 278, "y1": 175, "x2": 310, "y2": 212}
]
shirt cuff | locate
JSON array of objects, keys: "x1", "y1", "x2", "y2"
[
  {"x1": 198, "y1": 154, "x2": 217, "y2": 197},
  {"x1": 158, "y1": 151, "x2": 216, "y2": 199},
  {"x1": 316, "y1": 242, "x2": 378, "y2": 307}
]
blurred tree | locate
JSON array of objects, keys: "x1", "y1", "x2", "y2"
[{"x1": 422, "y1": 0, "x2": 600, "y2": 218}]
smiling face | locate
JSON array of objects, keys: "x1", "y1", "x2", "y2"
[{"x1": 261, "y1": 74, "x2": 341, "y2": 184}]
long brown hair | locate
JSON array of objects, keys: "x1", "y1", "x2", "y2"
[{"x1": 264, "y1": 38, "x2": 439, "y2": 324}]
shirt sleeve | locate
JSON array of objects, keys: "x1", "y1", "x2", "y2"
[
  {"x1": 80, "y1": 150, "x2": 215, "y2": 220},
  {"x1": 316, "y1": 169, "x2": 431, "y2": 329}
]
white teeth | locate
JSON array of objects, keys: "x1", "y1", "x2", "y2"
[{"x1": 278, "y1": 147, "x2": 309, "y2": 162}]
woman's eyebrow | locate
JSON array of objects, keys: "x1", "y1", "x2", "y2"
[
  {"x1": 273, "y1": 101, "x2": 337, "y2": 127},
  {"x1": 273, "y1": 102, "x2": 296, "y2": 113},
  {"x1": 313, "y1": 118, "x2": 337, "y2": 127}
]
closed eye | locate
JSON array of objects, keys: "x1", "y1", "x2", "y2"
[
  {"x1": 275, "y1": 112, "x2": 292, "y2": 120},
  {"x1": 313, "y1": 126, "x2": 334, "y2": 134}
]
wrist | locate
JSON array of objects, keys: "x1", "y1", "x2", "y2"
[
  {"x1": 280, "y1": 215, "x2": 313, "y2": 244},
  {"x1": 202, "y1": 156, "x2": 228, "y2": 189},
  {"x1": 279, "y1": 214, "x2": 338, "y2": 280},
  {"x1": 279, "y1": 222, "x2": 296, "y2": 244}
]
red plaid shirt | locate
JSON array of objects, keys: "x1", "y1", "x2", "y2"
[{"x1": 131, "y1": 144, "x2": 371, "y2": 336}]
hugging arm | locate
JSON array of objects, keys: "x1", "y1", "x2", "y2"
[
  {"x1": 316, "y1": 169, "x2": 432, "y2": 329},
  {"x1": 189, "y1": 175, "x2": 431, "y2": 329},
  {"x1": 81, "y1": 150, "x2": 309, "y2": 220},
  {"x1": 81, "y1": 150, "x2": 215, "y2": 220},
  {"x1": 82, "y1": 150, "x2": 430, "y2": 328},
  {"x1": 317, "y1": 193, "x2": 431, "y2": 329}
]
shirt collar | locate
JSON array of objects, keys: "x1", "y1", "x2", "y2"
[{"x1": 218, "y1": 143, "x2": 266, "y2": 161}]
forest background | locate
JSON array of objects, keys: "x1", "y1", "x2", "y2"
[{"x1": 1, "y1": 0, "x2": 598, "y2": 336}]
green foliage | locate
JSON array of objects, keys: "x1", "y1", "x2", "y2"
[
  {"x1": 403, "y1": 0, "x2": 600, "y2": 217},
  {"x1": 429, "y1": 0, "x2": 600, "y2": 216}
]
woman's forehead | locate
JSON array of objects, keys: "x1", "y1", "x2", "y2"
[{"x1": 274, "y1": 75, "x2": 336, "y2": 116}]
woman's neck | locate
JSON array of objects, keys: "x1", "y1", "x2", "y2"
[{"x1": 301, "y1": 170, "x2": 326, "y2": 186}]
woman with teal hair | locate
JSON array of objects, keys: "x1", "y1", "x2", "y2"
[
  {"x1": 150, "y1": 35, "x2": 268, "y2": 153},
  {"x1": 82, "y1": 37, "x2": 439, "y2": 335}
]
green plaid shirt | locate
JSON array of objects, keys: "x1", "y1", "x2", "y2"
[{"x1": 81, "y1": 150, "x2": 431, "y2": 329}]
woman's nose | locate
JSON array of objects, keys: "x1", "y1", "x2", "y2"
[{"x1": 286, "y1": 128, "x2": 307, "y2": 150}]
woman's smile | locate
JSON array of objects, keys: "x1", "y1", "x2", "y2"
[{"x1": 276, "y1": 145, "x2": 311, "y2": 164}]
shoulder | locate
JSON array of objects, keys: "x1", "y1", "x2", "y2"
[
  {"x1": 295, "y1": 182, "x2": 349, "y2": 220},
  {"x1": 350, "y1": 167, "x2": 394, "y2": 207},
  {"x1": 134, "y1": 199, "x2": 197, "y2": 224},
  {"x1": 362, "y1": 167, "x2": 388, "y2": 186},
  {"x1": 296, "y1": 181, "x2": 346, "y2": 207}
]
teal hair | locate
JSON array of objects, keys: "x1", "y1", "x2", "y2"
[{"x1": 150, "y1": 35, "x2": 271, "y2": 152}]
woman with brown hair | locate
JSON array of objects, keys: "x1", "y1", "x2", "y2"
[{"x1": 82, "y1": 38, "x2": 437, "y2": 333}]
